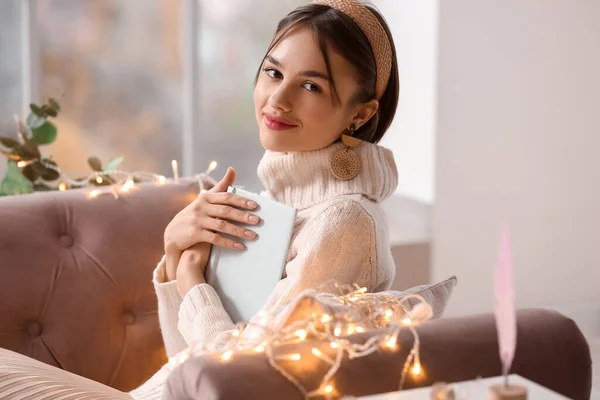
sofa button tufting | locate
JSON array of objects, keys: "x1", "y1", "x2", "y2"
[
  {"x1": 122, "y1": 312, "x2": 136, "y2": 325},
  {"x1": 28, "y1": 322, "x2": 43, "y2": 337},
  {"x1": 59, "y1": 234, "x2": 74, "y2": 248}
]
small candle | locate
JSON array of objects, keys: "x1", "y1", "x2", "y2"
[{"x1": 489, "y1": 384, "x2": 528, "y2": 400}]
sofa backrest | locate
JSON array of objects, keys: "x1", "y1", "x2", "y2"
[{"x1": 0, "y1": 181, "x2": 199, "y2": 391}]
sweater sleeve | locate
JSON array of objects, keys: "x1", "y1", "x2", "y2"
[
  {"x1": 176, "y1": 199, "x2": 376, "y2": 350},
  {"x1": 261, "y1": 199, "x2": 375, "y2": 310},
  {"x1": 152, "y1": 256, "x2": 189, "y2": 357}
]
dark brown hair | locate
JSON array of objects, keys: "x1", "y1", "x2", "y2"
[{"x1": 254, "y1": 3, "x2": 399, "y2": 144}]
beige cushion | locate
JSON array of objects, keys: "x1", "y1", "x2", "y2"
[
  {"x1": 268, "y1": 276, "x2": 458, "y2": 334},
  {"x1": 379, "y1": 275, "x2": 458, "y2": 319}
]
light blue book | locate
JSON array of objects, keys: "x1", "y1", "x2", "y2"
[{"x1": 205, "y1": 186, "x2": 297, "y2": 323}]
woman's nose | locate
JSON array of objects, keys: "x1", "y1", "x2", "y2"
[{"x1": 268, "y1": 84, "x2": 293, "y2": 112}]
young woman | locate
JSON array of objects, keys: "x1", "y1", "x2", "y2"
[{"x1": 0, "y1": 1, "x2": 400, "y2": 398}]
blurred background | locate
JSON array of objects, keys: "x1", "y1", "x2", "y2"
[
  {"x1": 0, "y1": 0, "x2": 435, "y2": 198},
  {"x1": 1, "y1": 1, "x2": 599, "y2": 389}
]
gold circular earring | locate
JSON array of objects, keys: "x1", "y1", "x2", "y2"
[{"x1": 329, "y1": 124, "x2": 362, "y2": 180}]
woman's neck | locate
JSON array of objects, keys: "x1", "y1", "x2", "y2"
[{"x1": 257, "y1": 141, "x2": 398, "y2": 210}]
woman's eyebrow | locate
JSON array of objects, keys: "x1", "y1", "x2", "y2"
[{"x1": 266, "y1": 55, "x2": 330, "y2": 81}]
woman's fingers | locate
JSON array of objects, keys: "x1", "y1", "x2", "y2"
[
  {"x1": 203, "y1": 203, "x2": 261, "y2": 225},
  {"x1": 204, "y1": 191, "x2": 258, "y2": 210},
  {"x1": 207, "y1": 216, "x2": 258, "y2": 241},
  {"x1": 199, "y1": 229, "x2": 246, "y2": 250}
]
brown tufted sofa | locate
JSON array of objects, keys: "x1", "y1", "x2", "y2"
[
  {"x1": 0, "y1": 181, "x2": 593, "y2": 399},
  {"x1": 0, "y1": 180, "x2": 200, "y2": 392}
]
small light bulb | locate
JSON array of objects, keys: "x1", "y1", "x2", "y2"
[
  {"x1": 330, "y1": 342, "x2": 340, "y2": 349},
  {"x1": 355, "y1": 326, "x2": 365, "y2": 333},
  {"x1": 289, "y1": 353, "x2": 301, "y2": 361},
  {"x1": 295, "y1": 329, "x2": 307, "y2": 341},
  {"x1": 334, "y1": 326, "x2": 342, "y2": 337},
  {"x1": 58, "y1": 182, "x2": 67, "y2": 191},
  {"x1": 120, "y1": 177, "x2": 135, "y2": 192},
  {"x1": 208, "y1": 160, "x2": 217, "y2": 173},
  {"x1": 385, "y1": 335, "x2": 397, "y2": 349},
  {"x1": 385, "y1": 309, "x2": 394, "y2": 319},
  {"x1": 324, "y1": 385, "x2": 333, "y2": 394},
  {"x1": 401, "y1": 317, "x2": 412, "y2": 326},
  {"x1": 347, "y1": 325, "x2": 355, "y2": 334},
  {"x1": 221, "y1": 350, "x2": 233, "y2": 361},
  {"x1": 231, "y1": 330, "x2": 240, "y2": 337},
  {"x1": 17, "y1": 161, "x2": 27, "y2": 168},
  {"x1": 320, "y1": 314, "x2": 331, "y2": 323},
  {"x1": 254, "y1": 344, "x2": 265, "y2": 353},
  {"x1": 96, "y1": 176, "x2": 103, "y2": 184},
  {"x1": 177, "y1": 352, "x2": 190, "y2": 363},
  {"x1": 411, "y1": 361, "x2": 422, "y2": 376},
  {"x1": 158, "y1": 175, "x2": 167, "y2": 184},
  {"x1": 89, "y1": 189, "x2": 100, "y2": 198},
  {"x1": 311, "y1": 348, "x2": 322, "y2": 357}
]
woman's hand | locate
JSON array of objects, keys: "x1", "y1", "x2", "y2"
[
  {"x1": 175, "y1": 242, "x2": 211, "y2": 298},
  {"x1": 163, "y1": 167, "x2": 260, "y2": 282}
]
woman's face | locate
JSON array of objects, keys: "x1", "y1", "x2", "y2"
[{"x1": 254, "y1": 27, "x2": 376, "y2": 153}]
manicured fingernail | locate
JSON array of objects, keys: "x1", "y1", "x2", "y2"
[
  {"x1": 244, "y1": 230, "x2": 256, "y2": 238},
  {"x1": 249, "y1": 215, "x2": 259, "y2": 223},
  {"x1": 247, "y1": 200, "x2": 258, "y2": 208},
  {"x1": 234, "y1": 242, "x2": 245, "y2": 249}
]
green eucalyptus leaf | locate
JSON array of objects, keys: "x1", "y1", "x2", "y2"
[
  {"x1": 13, "y1": 147, "x2": 35, "y2": 161},
  {"x1": 31, "y1": 161, "x2": 46, "y2": 175},
  {"x1": 26, "y1": 112, "x2": 46, "y2": 129},
  {"x1": 20, "y1": 140, "x2": 41, "y2": 159},
  {"x1": 1, "y1": 149, "x2": 21, "y2": 161},
  {"x1": 31, "y1": 121, "x2": 57, "y2": 145},
  {"x1": 48, "y1": 97, "x2": 61, "y2": 112},
  {"x1": 22, "y1": 164, "x2": 39, "y2": 182},
  {"x1": 41, "y1": 104, "x2": 57, "y2": 118},
  {"x1": 0, "y1": 137, "x2": 20, "y2": 149},
  {"x1": 0, "y1": 160, "x2": 33, "y2": 196},
  {"x1": 40, "y1": 165, "x2": 60, "y2": 181},
  {"x1": 104, "y1": 156, "x2": 123, "y2": 172},
  {"x1": 30, "y1": 103, "x2": 44, "y2": 117},
  {"x1": 42, "y1": 157, "x2": 57, "y2": 167},
  {"x1": 88, "y1": 156, "x2": 103, "y2": 172}
]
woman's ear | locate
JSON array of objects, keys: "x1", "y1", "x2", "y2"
[{"x1": 351, "y1": 99, "x2": 379, "y2": 129}]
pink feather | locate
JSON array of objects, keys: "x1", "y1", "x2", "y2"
[{"x1": 494, "y1": 224, "x2": 517, "y2": 379}]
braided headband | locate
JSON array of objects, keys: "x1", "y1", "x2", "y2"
[{"x1": 312, "y1": 0, "x2": 392, "y2": 99}]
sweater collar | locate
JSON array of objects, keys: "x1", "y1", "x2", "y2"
[{"x1": 256, "y1": 141, "x2": 398, "y2": 210}]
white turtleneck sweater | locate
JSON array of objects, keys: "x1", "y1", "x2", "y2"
[{"x1": 130, "y1": 141, "x2": 399, "y2": 399}]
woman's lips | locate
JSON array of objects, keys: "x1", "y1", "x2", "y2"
[{"x1": 263, "y1": 114, "x2": 297, "y2": 131}]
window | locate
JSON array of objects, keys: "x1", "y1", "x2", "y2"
[
  {"x1": 194, "y1": 0, "x2": 305, "y2": 191},
  {"x1": 37, "y1": 0, "x2": 183, "y2": 178},
  {"x1": 0, "y1": 0, "x2": 306, "y2": 190},
  {"x1": 0, "y1": 0, "x2": 23, "y2": 178}
]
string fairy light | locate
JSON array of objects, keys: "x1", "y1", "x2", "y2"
[
  {"x1": 169, "y1": 280, "x2": 434, "y2": 400},
  {"x1": 221, "y1": 350, "x2": 234, "y2": 361},
  {"x1": 24, "y1": 157, "x2": 219, "y2": 199}
]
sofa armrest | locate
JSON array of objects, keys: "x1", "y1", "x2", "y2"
[{"x1": 164, "y1": 308, "x2": 592, "y2": 400}]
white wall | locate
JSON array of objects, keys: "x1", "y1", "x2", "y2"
[
  {"x1": 374, "y1": 0, "x2": 438, "y2": 204},
  {"x1": 433, "y1": 0, "x2": 600, "y2": 316}
]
